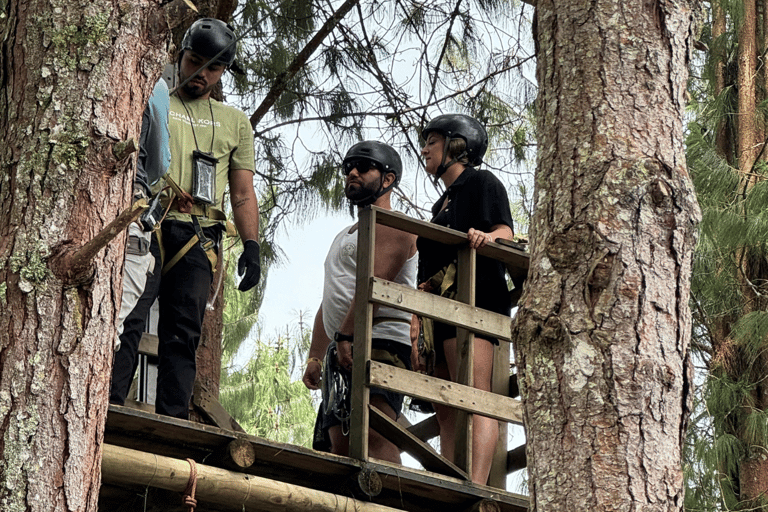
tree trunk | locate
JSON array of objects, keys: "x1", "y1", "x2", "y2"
[
  {"x1": 712, "y1": 2, "x2": 732, "y2": 161},
  {"x1": 0, "y1": 0, "x2": 167, "y2": 509},
  {"x1": 514, "y1": 1, "x2": 700, "y2": 510},
  {"x1": 738, "y1": 0, "x2": 759, "y2": 179}
]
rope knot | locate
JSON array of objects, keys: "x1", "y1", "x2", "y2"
[{"x1": 183, "y1": 458, "x2": 198, "y2": 512}]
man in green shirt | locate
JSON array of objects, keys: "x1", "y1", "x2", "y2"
[{"x1": 110, "y1": 18, "x2": 261, "y2": 419}]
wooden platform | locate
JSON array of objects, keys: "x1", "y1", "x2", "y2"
[{"x1": 101, "y1": 405, "x2": 529, "y2": 512}]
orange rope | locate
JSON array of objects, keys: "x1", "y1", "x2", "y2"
[{"x1": 182, "y1": 458, "x2": 198, "y2": 511}]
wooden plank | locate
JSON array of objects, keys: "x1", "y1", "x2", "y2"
[
  {"x1": 123, "y1": 398, "x2": 154, "y2": 414},
  {"x1": 193, "y1": 380, "x2": 247, "y2": 433},
  {"x1": 454, "y1": 247, "x2": 476, "y2": 476},
  {"x1": 368, "y1": 362, "x2": 524, "y2": 425},
  {"x1": 349, "y1": 206, "x2": 376, "y2": 462},
  {"x1": 489, "y1": 342, "x2": 511, "y2": 488},
  {"x1": 369, "y1": 279, "x2": 512, "y2": 342},
  {"x1": 370, "y1": 207, "x2": 529, "y2": 276},
  {"x1": 407, "y1": 414, "x2": 440, "y2": 442},
  {"x1": 368, "y1": 405, "x2": 468, "y2": 480},
  {"x1": 138, "y1": 332, "x2": 158, "y2": 356}
]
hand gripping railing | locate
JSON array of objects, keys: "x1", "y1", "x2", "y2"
[{"x1": 347, "y1": 206, "x2": 529, "y2": 488}]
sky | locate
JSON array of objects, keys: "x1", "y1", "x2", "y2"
[{"x1": 257, "y1": 210, "x2": 354, "y2": 338}]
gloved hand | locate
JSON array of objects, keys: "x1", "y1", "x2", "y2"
[{"x1": 237, "y1": 240, "x2": 261, "y2": 291}]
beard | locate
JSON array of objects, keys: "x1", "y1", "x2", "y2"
[
  {"x1": 181, "y1": 80, "x2": 215, "y2": 99},
  {"x1": 345, "y1": 177, "x2": 382, "y2": 205},
  {"x1": 179, "y1": 71, "x2": 215, "y2": 99}
]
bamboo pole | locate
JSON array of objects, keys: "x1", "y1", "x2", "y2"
[{"x1": 102, "y1": 444, "x2": 405, "y2": 512}]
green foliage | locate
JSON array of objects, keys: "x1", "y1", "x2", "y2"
[
  {"x1": 223, "y1": 0, "x2": 536, "y2": 240},
  {"x1": 219, "y1": 197, "x2": 315, "y2": 446},
  {"x1": 220, "y1": 332, "x2": 315, "y2": 447}
]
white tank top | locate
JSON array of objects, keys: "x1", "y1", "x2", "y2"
[{"x1": 322, "y1": 224, "x2": 417, "y2": 347}]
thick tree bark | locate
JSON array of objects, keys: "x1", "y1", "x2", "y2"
[
  {"x1": 0, "y1": 0, "x2": 167, "y2": 510},
  {"x1": 513, "y1": 1, "x2": 700, "y2": 511}
]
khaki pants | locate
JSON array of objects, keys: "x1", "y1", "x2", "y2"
[{"x1": 116, "y1": 223, "x2": 154, "y2": 347}]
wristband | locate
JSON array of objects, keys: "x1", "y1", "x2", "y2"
[
  {"x1": 334, "y1": 332, "x2": 354, "y2": 343},
  {"x1": 307, "y1": 357, "x2": 322, "y2": 367}
]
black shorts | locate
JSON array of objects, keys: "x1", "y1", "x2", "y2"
[
  {"x1": 432, "y1": 321, "x2": 499, "y2": 366},
  {"x1": 313, "y1": 338, "x2": 412, "y2": 448}
]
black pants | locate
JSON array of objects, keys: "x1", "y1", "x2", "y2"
[{"x1": 110, "y1": 219, "x2": 221, "y2": 419}]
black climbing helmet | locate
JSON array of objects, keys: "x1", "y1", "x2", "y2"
[
  {"x1": 181, "y1": 18, "x2": 237, "y2": 67},
  {"x1": 343, "y1": 141, "x2": 403, "y2": 187},
  {"x1": 342, "y1": 141, "x2": 403, "y2": 206},
  {"x1": 421, "y1": 114, "x2": 489, "y2": 169}
]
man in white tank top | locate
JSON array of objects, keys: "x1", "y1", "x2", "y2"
[{"x1": 302, "y1": 141, "x2": 418, "y2": 463}]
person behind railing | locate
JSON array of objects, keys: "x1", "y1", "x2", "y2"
[
  {"x1": 302, "y1": 141, "x2": 418, "y2": 464},
  {"x1": 416, "y1": 114, "x2": 515, "y2": 485}
]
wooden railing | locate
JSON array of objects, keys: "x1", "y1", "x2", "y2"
[{"x1": 347, "y1": 206, "x2": 529, "y2": 488}]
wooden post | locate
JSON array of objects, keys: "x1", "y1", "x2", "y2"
[
  {"x1": 454, "y1": 246, "x2": 476, "y2": 476},
  {"x1": 205, "y1": 439, "x2": 256, "y2": 471},
  {"x1": 349, "y1": 206, "x2": 376, "y2": 462}
]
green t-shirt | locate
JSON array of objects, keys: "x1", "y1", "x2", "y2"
[{"x1": 162, "y1": 94, "x2": 255, "y2": 225}]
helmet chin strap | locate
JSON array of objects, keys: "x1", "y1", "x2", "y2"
[
  {"x1": 349, "y1": 173, "x2": 396, "y2": 207},
  {"x1": 434, "y1": 136, "x2": 468, "y2": 181}
]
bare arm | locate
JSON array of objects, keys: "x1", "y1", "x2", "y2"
[
  {"x1": 336, "y1": 225, "x2": 417, "y2": 335},
  {"x1": 229, "y1": 169, "x2": 260, "y2": 242},
  {"x1": 302, "y1": 305, "x2": 332, "y2": 390}
]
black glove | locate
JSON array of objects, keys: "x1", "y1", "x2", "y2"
[{"x1": 237, "y1": 240, "x2": 261, "y2": 291}]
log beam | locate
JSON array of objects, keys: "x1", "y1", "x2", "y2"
[{"x1": 102, "y1": 444, "x2": 406, "y2": 512}]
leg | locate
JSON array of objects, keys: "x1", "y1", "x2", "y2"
[
  {"x1": 327, "y1": 397, "x2": 401, "y2": 464},
  {"x1": 468, "y1": 338, "x2": 499, "y2": 485},
  {"x1": 442, "y1": 336, "x2": 499, "y2": 485},
  {"x1": 110, "y1": 232, "x2": 161, "y2": 405},
  {"x1": 155, "y1": 221, "x2": 215, "y2": 419},
  {"x1": 368, "y1": 395, "x2": 401, "y2": 464},
  {"x1": 328, "y1": 425, "x2": 350, "y2": 456},
  {"x1": 432, "y1": 358, "x2": 456, "y2": 463}
]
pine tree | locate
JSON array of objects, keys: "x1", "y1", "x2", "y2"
[
  {"x1": 512, "y1": 1, "x2": 700, "y2": 510},
  {"x1": 686, "y1": 0, "x2": 768, "y2": 507}
]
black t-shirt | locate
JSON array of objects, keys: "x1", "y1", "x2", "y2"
[{"x1": 417, "y1": 167, "x2": 515, "y2": 316}]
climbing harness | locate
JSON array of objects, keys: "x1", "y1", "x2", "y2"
[
  {"x1": 321, "y1": 341, "x2": 352, "y2": 435},
  {"x1": 157, "y1": 174, "x2": 233, "y2": 276}
]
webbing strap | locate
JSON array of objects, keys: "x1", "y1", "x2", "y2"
[
  {"x1": 162, "y1": 234, "x2": 199, "y2": 276},
  {"x1": 372, "y1": 316, "x2": 411, "y2": 327},
  {"x1": 161, "y1": 220, "x2": 218, "y2": 276}
]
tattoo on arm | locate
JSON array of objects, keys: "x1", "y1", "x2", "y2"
[{"x1": 233, "y1": 197, "x2": 249, "y2": 209}]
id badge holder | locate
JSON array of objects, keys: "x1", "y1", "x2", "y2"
[{"x1": 192, "y1": 150, "x2": 218, "y2": 205}]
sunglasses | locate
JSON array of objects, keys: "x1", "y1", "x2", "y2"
[{"x1": 343, "y1": 159, "x2": 380, "y2": 176}]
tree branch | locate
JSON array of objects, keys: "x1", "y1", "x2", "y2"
[
  {"x1": 249, "y1": 0, "x2": 360, "y2": 129},
  {"x1": 53, "y1": 199, "x2": 148, "y2": 284}
]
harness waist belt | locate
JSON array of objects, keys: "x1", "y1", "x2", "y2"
[{"x1": 160, "y1": 196, "x2": 227, "y2": 221}]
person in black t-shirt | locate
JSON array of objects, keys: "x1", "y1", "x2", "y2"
[{"x1": 417, "y1": 114, "x2": 514, "y2": 485}]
